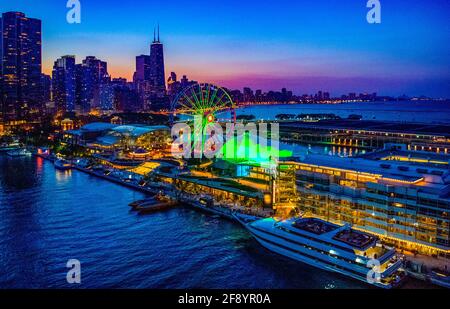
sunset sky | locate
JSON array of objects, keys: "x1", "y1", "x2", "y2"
[{"x1": 2, "y1": 0, "x2": 450, "y2": 97}]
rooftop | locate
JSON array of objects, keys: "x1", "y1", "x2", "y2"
[
  {"x1": 79, "y1": 122, "x2": 117, "y2": 132},
  {"x1": 169, "y1": 174, "x2": 262, "y2": 198},
  {"x1": 361, "y1": 149, "x2": 450, "y2": 166},
  {"x1": 284, "y1": 153, "x2": 450, "y2": 196},
  {"x1": 69, "y1": 123, "x2": 169, "y2": 137},
  {"x1": 111, "y1": 124, "x2": 169, "y2": 137}
]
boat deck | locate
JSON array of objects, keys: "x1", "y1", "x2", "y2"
[
  {"x1": 292, "y1": 218, "x2": 339, "y2": 235},
  {"x1": 332, "y1": 229, "x2": 378, "y2": 250}
]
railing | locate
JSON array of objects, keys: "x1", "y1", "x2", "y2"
[
  {"x1": 381, "y1": 259, "x2": 403, "y2": 278},
  {"x1": 378, "y1": 248, "x2": 396, "y2": 265}
]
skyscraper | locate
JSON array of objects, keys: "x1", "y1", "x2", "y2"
[
  {"x1": 82, "y1": 56, "x2": 108, "y2": 84},
  {"x1": 52, "y1": 55, "x2": 76, "y2": 114},
  {"x1": 149, "y1": 26, "x2": 166, "y2": 94},
  {"x1": 81, "y1": 56, "x2": 110, "y2": 109},
  {"x1": 41, "y1": 74, "x2": 51, "y2": 103},
  {"x1": 75, "y1": 64, "x2": 95, "y2": 114},
  {"x1": 99, "y1": 83, "x2": 114, "y2": 111},
  {"x1": 167, "y1": 72, "x2": 178, "y2": 97},
  {"x1": 134, "y1": 55, "x2": 151, "y2": 83},
  {"x1": 0, "y1": 12, "x2": 42, "y2": 121}
]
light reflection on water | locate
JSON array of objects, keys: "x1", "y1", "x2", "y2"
[
  {"x1": 0, "y1": 155, "x2": 366, "y2": 289},
  {"x1": 0, "y1": 155, "x2": 433, "y2": 289}
]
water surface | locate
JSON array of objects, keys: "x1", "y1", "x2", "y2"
[{"x1": 0, "y1": 156, "x2": 366, "y2": 288}]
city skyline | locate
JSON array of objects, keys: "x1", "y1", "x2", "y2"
[
  {"x1": 1, "y1": 1, "x2": 450, "y2": 295},
  {"x1": 1, "y1": 0, "x2": 450, "y2": 98}
]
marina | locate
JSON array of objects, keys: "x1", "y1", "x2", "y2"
[
  {"x1": 29, "y1": 113, "x2": 450, "y2": 289},
  {"x1": 0, "y1": 154, "x2": 367, "y2": 288},
  {"x1": 0, "y1": 154, "x2": 438, "y2": 289}
]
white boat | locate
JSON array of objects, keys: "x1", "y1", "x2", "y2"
[
  {"x1": 234, "y1": 214, "x2": 406, "y2": 288},
  {"x1": 6, "y1": 148, "x2": 32, "y2": 157},
  {"x1": 0, "y1": 142, "x2": 21, "y2": 152},
  {"x1": 54, "y1": 159, "x2": 72, "y2": 170}
]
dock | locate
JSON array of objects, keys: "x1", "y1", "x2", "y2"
[{"x1": 36, "y1": 153, "x2": 241, "y2": 221}]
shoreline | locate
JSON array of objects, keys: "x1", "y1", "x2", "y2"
[{"x1": 5, "y1": 153, "x2": 442, "y2": 289}]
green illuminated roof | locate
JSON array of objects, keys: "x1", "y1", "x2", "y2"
[{"x1": 222, "y1": 132, "x2": 292, "y2": 165}]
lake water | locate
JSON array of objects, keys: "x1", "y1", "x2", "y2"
[
  {"x1": 236, "y1": 101, "x2": 450, "y2": 124},
  {"x1": 0, "y1": 156, "x2": 368, "y2": 288}
]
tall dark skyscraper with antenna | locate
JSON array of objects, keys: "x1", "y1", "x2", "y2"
[{"x1": 149, "y1": 25, "x2": 166, "y2": 95}]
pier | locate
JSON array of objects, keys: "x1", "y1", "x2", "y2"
[
  {"x1": 36, "y1": 153, "x2": 251, "y2": 221},
  {"x1": 279, "y1": 120, "x2": 450, "y2": 153}
]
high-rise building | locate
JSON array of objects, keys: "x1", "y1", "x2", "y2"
[
  {"x1": 149, "y1": 26, "x2": 166, "y2": 94},
  {"x1": 132, "y1": 27, "x2": 168, "y2": 111},
  {"x1": 41, "y1": 74, "x2": 51, "y2": 103},
  {"x1": 169, "y1": 72, "x2": 177, "y2": 83},
  {"x1": 0, "y1": 12, "x2": 42, "y2": 121},
  {"x1": 82, "y1": 56, "x2": 108, "y2": 83},
  {"x1": 113, "y1": 85, "x2": 140, "y2": 112},
  {"x1": 52, "y1": 55, "x2": 76, "y2": 114},
  {"x1": 134, "y1": 55, "x2": 151, "y2": 83},
  {"x1": 99, "y1": 83, "x2": 114, "y2": 111},
  {"x1": 75, "y1": 64, "x2": 95, "y2": 114},
  {"x1": 167, "y1": 72, "x2": 179, "y2": 97},
  {"x1": 167, "y1": 72, "x2": 198, "y2": 101},
  {"x1": 81, "y1": 56, "x2": 109, "y2": 109},
  {"x1": 180, "y1": 75, "x2": 197, "y2": 89},
  {"x1": 243, "y1": 87, "x2": 254, "y2": 102}
]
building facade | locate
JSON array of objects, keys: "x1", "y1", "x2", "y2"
[
  {"x1": 134, "y1": 55, "x2": 151, "y2": 83},
  {"x1": 75, "y1": 64, "x2": 95, "y2": 114},
  {"x1": 278, "y1": 155, "x2": 450, "y2": 258},
  {"x1": 0, "y1": 12, "x2": 42, "y2": 121},
  {"x1": 52, "y1": 55, "x2": 76, "y2": 114},
  {"x1": 149, "y1": 27, "x2": 166, "y2": 96}
]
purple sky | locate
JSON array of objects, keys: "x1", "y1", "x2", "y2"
[{"x1": 2, "y1": 0, "x2": 450, "y2": 97}]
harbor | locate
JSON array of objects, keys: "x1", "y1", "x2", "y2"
[
  {"x1": 23, "y1": 107, "x2": 449, "y2": 289},
  {"x1": 31, "y1": 135, "x2": 450, "y2": 289},
  {"x1": 36, "y1": 151, "x2": 262, "y2": 221},
  {"x1": 0, "y1": 154, "x2": 368, "y2": 289},
  {"x1": 0, "y1": 153, "x2": 437, "y2": 289}
]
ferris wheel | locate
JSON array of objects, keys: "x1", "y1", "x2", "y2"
[{"x1": 170, "y1": 83, "x2": 236, "y2": 128}]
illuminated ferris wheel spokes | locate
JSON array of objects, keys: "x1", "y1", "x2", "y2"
[{"x1": 171, "y1": 83, "x2": 236, "y2": 124}]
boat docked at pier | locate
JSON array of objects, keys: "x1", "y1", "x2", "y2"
[
  {"x1": 131, "y1": 194, "x2": 177, "y2": 214},
  {"x1": 0, "y1": 141, "x2": 21, "y2": 152},
  {"x1": 6, "y1": 148, "x2": 32, "y2": 157},
  {"x1": 234, "y1": 214, "x2": 406, "y2": 288},
  {"x1": 128, "y1": 197, "x2": 156, "y2": 209},
  {"x1": 54, "y1": 159, "x2": 72, "y2": 170}
]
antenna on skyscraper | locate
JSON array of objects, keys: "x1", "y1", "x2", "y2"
[
  {"x1": 157, "y1": 23, "x2": 160, "y2": 42},
  {"x1": 153, "y1": 27, "x2": 156, "y2": 43}
]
